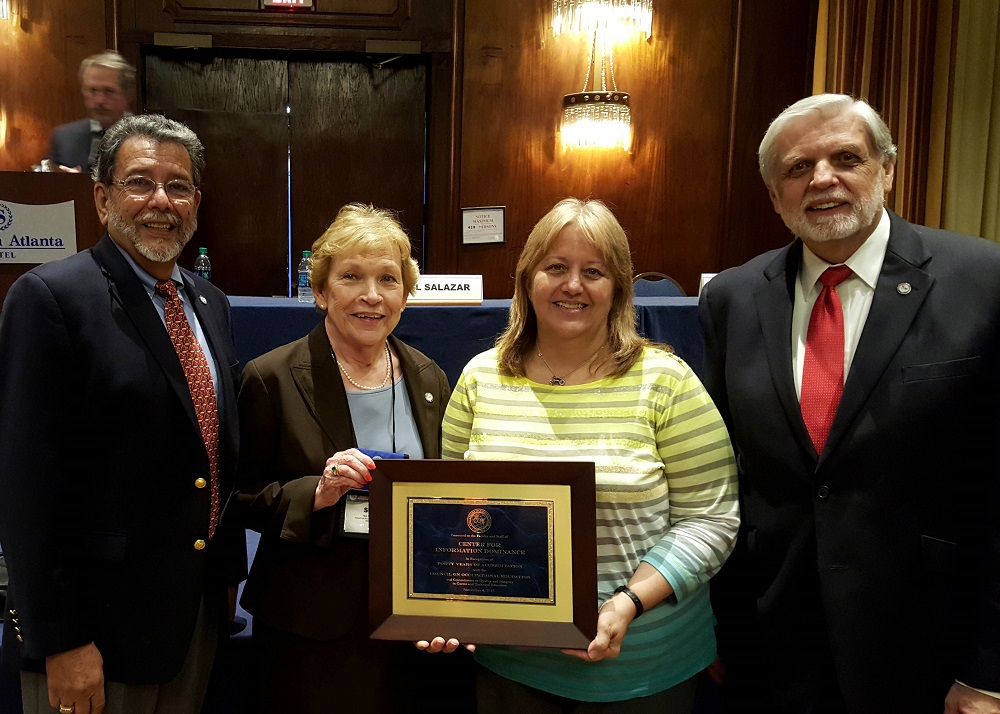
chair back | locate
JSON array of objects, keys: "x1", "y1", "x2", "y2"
[{"x1": 632, "y1": 271, "x2": 686, "y2": 297}]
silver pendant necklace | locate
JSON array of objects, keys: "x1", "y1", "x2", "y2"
[{"x1": 333, "y1": 341, "x2": 391, "y2": 391}]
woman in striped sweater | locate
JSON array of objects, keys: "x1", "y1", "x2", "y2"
[{"x1": 439, "y1": 198, "x2": 740, "y2": 713}]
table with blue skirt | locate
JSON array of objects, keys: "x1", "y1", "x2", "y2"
[{"x1": 229, "y1": 296, "x2": 704, "y2": 384}]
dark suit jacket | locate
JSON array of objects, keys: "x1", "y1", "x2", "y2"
[
  {"x1": 46, "y1": 118, "x2": 95, "y2": 171},
  {"x1": 0, "y1": 234, "x2": 243, "y2": 684},
  {"x1": 235, "y1": 322, "x2": 451, "y2": 639},
  {"x1": 699, "y1": 212, "x2": 1000, "y2": 713}
]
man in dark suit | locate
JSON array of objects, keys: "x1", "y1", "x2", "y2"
[
  {"x1": 0, "y1": 114, "x2": 242, "y2": 714},
  {"x1": 45, "y1": 51, "x2": 134, "y2": 173},
  {"x1": 699, "y1": 94, "x2": 1000, "y2": 713}
]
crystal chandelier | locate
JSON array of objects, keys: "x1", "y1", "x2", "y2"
[
  {"x1": 561, "y1": 31, "x2": 631, "y2": 151},
  {"x1": 552, "y1": 0, "x2": 653, "y2": 40},
  {"x1": 553, "y1": 1, "x2": 652, "y2": 152}
]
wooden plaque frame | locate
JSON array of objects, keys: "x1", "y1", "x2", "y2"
[{"x1": 368, "y1": 459, "x2": 597, "y2": 649}]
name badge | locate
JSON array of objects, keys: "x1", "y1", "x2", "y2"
[
  {"x1": 341, "y1": 490, "x2": 370, "y2": 538},
  {"x1": 338, "y1": 449, "x2": 406, "y2": 539}
]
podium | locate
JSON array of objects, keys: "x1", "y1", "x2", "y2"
[{"x1": 0, "y1": 171, "x2": 102, "y2": 306}]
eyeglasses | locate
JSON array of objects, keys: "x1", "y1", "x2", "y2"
[{"x1": 109, "y1": 176, "x2": 198, "y2": 202}]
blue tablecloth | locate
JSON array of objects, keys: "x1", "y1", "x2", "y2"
[{"x1": 230, "y1": 296, "x2": 704, "y2": 385}]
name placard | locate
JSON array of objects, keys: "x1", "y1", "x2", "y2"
[
  {"x1": 0, "y1": 199, "x2": 77, "y2": 264},
  {"x1": 409, "y1": 275, "x2": 483, "y2": 305}
]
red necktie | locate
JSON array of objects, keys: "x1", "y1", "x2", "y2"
[
  {"x1": 155, "y1": 280, "x2": 220, "y2": 538},
  {"x1": 801, "y1": 265, "x2": 853, "y2": 454}
]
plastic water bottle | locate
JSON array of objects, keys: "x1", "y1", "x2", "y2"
[
  {"x1": 297, "y1": 250, "x2": 314, "y2": 303},
  {"x1": 194, "y1": 247, "x2": 211, "y2": 282}
]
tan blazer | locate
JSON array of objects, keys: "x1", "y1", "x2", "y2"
[{"x1": 234, "y1": 322, "x2": 451, "y2": 639}]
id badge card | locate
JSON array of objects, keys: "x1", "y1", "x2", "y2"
[
  {"x1": 341, "y1": 490, "x2": 371, "y2": 537},
  {"x1": 339, "y1": 448, "x2": 407, "y2": 538}
]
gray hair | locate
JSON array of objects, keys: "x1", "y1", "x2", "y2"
[
  {"x1": 93, "y1": 114, "x2": 206, "y2": 187},
  {"x1": 758, "y1": 94, "x2": 897, "y2": 187},
  {"x1": 79, "y1": 51, "x2": 136, "y2": 95}
]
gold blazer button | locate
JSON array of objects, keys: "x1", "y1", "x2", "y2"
[
  {"x1": 195, "y1": 478, "x2": 207, "y2": 489},
  {"x1": 194, "y1": 539, "x2": 206, "y2": 550}
]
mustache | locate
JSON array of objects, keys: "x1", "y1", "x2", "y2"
[
  {"x1": 136, "y1": 211, "x2": 180, "y2": 227},
  {"x1": 801, "y1": 192, "x2": 851, "y2": 209}
]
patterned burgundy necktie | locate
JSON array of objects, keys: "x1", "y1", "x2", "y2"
[
  {"x1": 801, "y1": 265, "x2": 853, "y2": 454},
  {"x1": 155, "y1": 280, "x2": 220, "y2": 538}
]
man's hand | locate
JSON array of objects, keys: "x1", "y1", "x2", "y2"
[
  {"x1": 945, "y1": 681, "x2": 1000, "y2": 714},
  {"x1": 46, "y1": 642, "x2": 106, "y2": 714}
]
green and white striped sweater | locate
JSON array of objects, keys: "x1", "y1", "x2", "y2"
[{"x1": 441, "y1": 345, "x2": 739, "y2": 702}]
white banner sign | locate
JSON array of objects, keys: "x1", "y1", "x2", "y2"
[{"x1": 0, "y1": 199, "x2": 78, "y2": 264}]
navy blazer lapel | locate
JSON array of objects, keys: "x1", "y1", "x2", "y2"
[
  {"x1": 91, "y1": 236, "x2": 200, "y2": 431},
  {"x1": 824, "y1": 213, "x2": 933, "y2": 458},
  {"x1": 183, "y1": 273, "x2": 228, "y2": 372},
  {"x1": 291, "y1": 324, "x2": 356, "y2": 451},
  {"x1": 755, "y1": 242, "x2": 816, "y2": 455}
]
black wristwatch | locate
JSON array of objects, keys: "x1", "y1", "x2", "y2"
[{"x1": 613, "y1": 584, "x2": 644, "y2": 618}]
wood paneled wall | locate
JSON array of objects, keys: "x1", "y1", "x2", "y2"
[
  {"x1": 0, "y1": 0, "x2": 108, "y2": 170},
  {"x1": 1, "y1": 0, "x2": 818, "y2": 298},
  {"x1": 457, "y1": 0, "x2": 736, "y2": 297},
  {"x1": 452, "y1": 0, "x2": 817, "y2": 296}
]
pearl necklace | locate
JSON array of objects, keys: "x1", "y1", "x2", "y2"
[
  {"x1": 333, "y1": 342, "x2": 391, "y2": 391},
  {"x1": 537, "y1": 345, "x2": 603, "y2": 386}
]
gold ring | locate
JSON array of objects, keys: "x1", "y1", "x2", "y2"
[
  {"x1": 59, "y1": 706, "x2": 75, "y2": 714},
  {"x1": 332, "y1": 464, "x2": 338, "y2": 476}
]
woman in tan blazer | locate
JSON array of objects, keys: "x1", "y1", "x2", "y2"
[{"x1": 234, "y1": 203, "x2": 474, "y2": 713}]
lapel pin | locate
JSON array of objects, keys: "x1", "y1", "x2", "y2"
[
  {"x1": 896, "y1": 282, "x2": 912, "y2": 295},
  {"x1": 424, "y1": 392, "x2": 434, "y2": 403},
  {"x1": 199, "y1": 295, "x2": 208, "y2": 304}
]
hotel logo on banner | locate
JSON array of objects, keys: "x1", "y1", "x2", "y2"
[{"x1": 0, "y1": 199, "x2": 78, "y2": 264}]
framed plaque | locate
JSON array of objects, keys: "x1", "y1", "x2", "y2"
[{"x1": 368, "y1": 459, "x2": 597, "y2": 649}]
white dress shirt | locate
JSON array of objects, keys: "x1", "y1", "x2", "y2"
[{"x1": 792, "y1": 209, "x2": 890, "y2": 400}]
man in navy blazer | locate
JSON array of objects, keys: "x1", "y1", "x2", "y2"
[
  {"x1": 45, "y1": 51, "x2": 133, "y2": 172},
  {"x1": 0, "y1": 114, "x2": 242, "y2": 714},
  {"x1": 699, "y1": 94, "x2": 1000, "y2": 713}
]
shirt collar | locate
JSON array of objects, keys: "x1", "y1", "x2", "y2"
[
  {"x1": 90, "y1": 111, "x2": 132, "y2": 135},
  {"x1": 800, "y1": 208, "x2": 890, "y2": 294},
  {"x1": 111, "y1": 239, "x2": 184, "y2": 294}
]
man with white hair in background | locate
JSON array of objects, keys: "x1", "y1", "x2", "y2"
[{"x1": 45, "y1": 50, "x2": 134, "y2": 172}]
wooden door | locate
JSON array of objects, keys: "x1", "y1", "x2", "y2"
[
  {"x1": 289, "y1": 55, "x2": 428, "y2": 267},
  {"x1": 144, "y1": 50, "x2": 427, "y2": 297}
]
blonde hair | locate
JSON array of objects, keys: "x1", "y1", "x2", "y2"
[
  {"x1": 496, "y1": 198, "x2": 653, "y2": 378},
  {"x1": 309, "y1": 203, "x2": 419, "y2": 295}
]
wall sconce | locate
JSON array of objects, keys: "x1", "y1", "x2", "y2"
[
  {"x1": 0, "y1": 0, "x2": 10, "y2": 21},
  {"x1": 553, "y1": 0, "x2": 653, "y2": 152}
]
